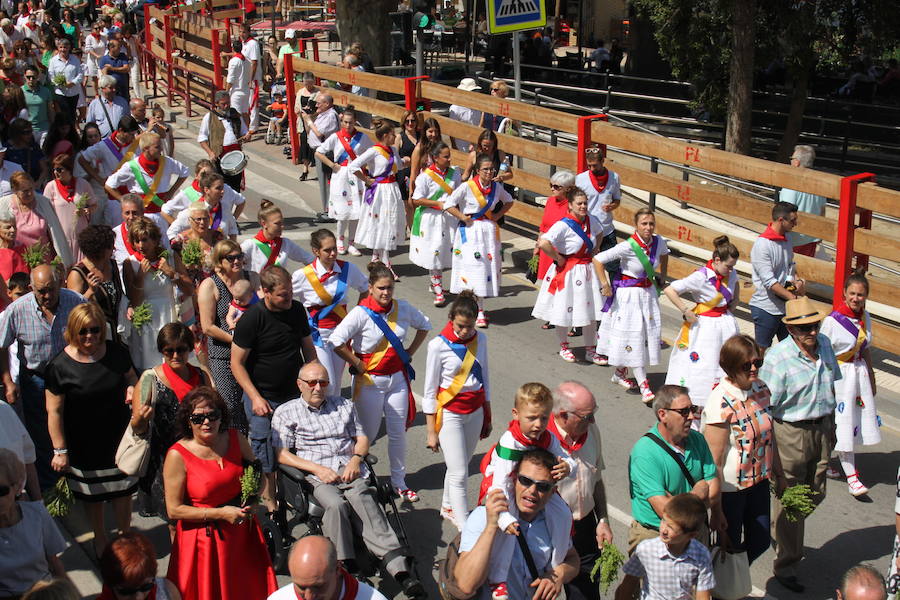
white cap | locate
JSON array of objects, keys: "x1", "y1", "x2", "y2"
[
  {"x1": 457, "y1": 78, "x2": 480, "y2": 92},
  {"x1": 0, "y1": 144, "x2": 6, "y2": 153},
  {"x1": 284, "y1": 29, "x2": 295, "y2": 39}
]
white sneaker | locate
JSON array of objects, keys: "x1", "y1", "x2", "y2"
[
  {"x1": 347, "y1": 245, "x2": 362, "y2": 256},
  {"x1": 611, "y1": 368, "x2": 635, "y2": 390},
  {"x1": 847, "y1": 474, "x2": 869, "y2": 497},
  {"x1": 639, "y1": 380, "x2": 655, "y2": 405},
  {"x1": 585, "y1": 348, "x2": 607, "y2": 366}
]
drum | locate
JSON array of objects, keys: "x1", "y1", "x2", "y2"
[{"x1": 220, "y1": 150, "x2": 248, "y2": 176}]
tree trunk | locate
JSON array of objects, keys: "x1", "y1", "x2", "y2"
[
  {"x1": 777, "y1": 63, "x2": 810, "y2": 163},
  {"x1": 334, "y1": 0, "x2": 395, "y2": 66},
  {"x1": 725, "y1": 0, "x2": 755, "y2": 154}
]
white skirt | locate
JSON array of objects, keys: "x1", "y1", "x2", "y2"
[
  {"x1": 665, "y1": 313, "x2": 739, "y2": 406},
  {"x1": 354, "y1": 182, "x2": 406, "y2": 251},
  {"x1": 597, "y1": 286, "x2": 661, "y2": 367},
  {"x1": 231, "y1": 90, "x2": 250, "y2": 114},
  {"x1": 409, "y1": 206, "x2": 454, "y2": 270},
  {"x1": 328, "y1": 166, "x2": 365, "y2": 221},
  {"x1": 834, "y1": 359, "x2": 881, "y2": 451},
  {"x1": 449, "y1": 218, "x2": 502, "y2": 298},
  {"x1": 531, "y1": 262, "x2": 604, "y2": 327}
]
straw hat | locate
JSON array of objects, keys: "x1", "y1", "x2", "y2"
[
  {"x1": 457, "y1": 78, "x2": 480, "y2": 92},
  {"x1": 781, "y1": 297, "x2": 827, "y2": 325}
]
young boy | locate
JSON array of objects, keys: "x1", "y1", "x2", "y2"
[
  {"x1": 479, "y1": 382, "x2": 578, "y2": 600},
  {"x1": 266, "y1": 92, "x2": 289, "y2": 144},
  {"x1": 615, "y1": 493, "x2": 715, "y2": 600}
]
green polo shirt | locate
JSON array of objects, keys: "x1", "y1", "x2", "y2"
[
  {"x1": 628, "y1": 424, "x2": 716, "y2": 528},
  {"x1": 23, "y1": 84, "x2": 52, "y2": 132}
]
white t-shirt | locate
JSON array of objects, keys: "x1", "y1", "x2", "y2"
[
  {"x1": 448, "y1": 104, "x2": 482, "y2": 151},
  {"x1": 241, "y1": 36, "x2": 263, "y2": 82},
  {"x1": 227, "y1": 55, "x2": 251, "y2": 92},
  {"x1": 330, "y1": 301, "x2": 432, "y2": 354},
  {"x1": 574, "y1": 169, "x2": 621, "y2": 237},
  {"x1": 105, "y1": 156, "x2": 190, "y2": 197},
  {"x1": 0, "y1": 401, "x2": 35, "y2": 466}
]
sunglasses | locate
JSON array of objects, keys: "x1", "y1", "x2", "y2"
[
  {"x1": 405, "y1": 118, "x2": 417, "y2": 124},
  {"x1": 517, "y1": 474, "x2": 555, "y2": 494},
  {"x1": 741, "y1": 358, "x2": 764, "y2": 373},
  {"x1": 162, "y1": 345, "x2": 190, "y2": 356},
  {"x1": 793, "y1": 322, "x2": 819, "y2": 333},
  {"x1": 114, "y1": 581, "x2": 155, "y2": 596},
  {"x1": 564, "y1": 410, "x2": 595, "y2": 424},
  {"x1": 224, "y1": 253, "x2": 244, "y2": 262},
  {"x1": 0, "y1": 484, "x2": 10, "y2": 497},
  {"x1": 78, "y1": 326, "x2": 102, "y2": 336},
  {"x1": 301, "y1": 378, "x2": 330, "y2": 388},
  {"x1": 189, "y1": 409, "x2": 222, "y2": 425},
  {"x1": 549, "y1": 184, "x2": 562, "y2": 190},
  {"x1": 662, "y1": 406, "x2": 702, "y2": 419}
]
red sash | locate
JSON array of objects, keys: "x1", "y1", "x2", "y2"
[
  {"x1": 161, "y1": 363, "x2": 201, "y2": 402},
  {"x1": 336, "y1": 129, "x2": 359, "y2": 166},
  {"x1": 548, "y1": 214, "x2": 592, "y2": 294},
  {"x1": 253, "y1": 230, "x2": 283, "y2": 268}
]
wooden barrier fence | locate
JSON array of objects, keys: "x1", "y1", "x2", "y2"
[{"x1": 284, "y1": 54, "x2": 900, "y2": 352}]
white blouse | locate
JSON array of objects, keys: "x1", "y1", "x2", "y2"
[
  {"x1": 348, "y1": 145, "x2": 401, "y2": 179},
  {"x1": 330, "y1": 300, "x2": 432, "y2": 354},
  {"x1": 412, "y1": 166, "x2": 463, "y2": 201},
  {"x1": 540, "y1": 215, "x2": 602, "y2": 254},
  {"x1": 442, "y1": 180, "x2": 513, "y2": 215},
  {"x1": 105, "y1": 156, "x2": 190, "y2": 197},
  {"x1": 291, "y1": 259, "x2": 369, "y2": 309},
  {"x1": 669, "y1": 267, "x2": 738, "y2": 308},
  {"x1": 422, "y1": 330, "x2": 490, "y2": 413},
  {"x1": 820, "y1": 311, "x2": 872, "y2": 361},
  {"x1": 240, "y1": 236, "x2": 314, "y2": 273},
  {"x1": 319, "y1": 131, "x2": 374, "y2": 166},
  {"x1": 593, "y1": 235, "x2": 669, "y2": 279}
]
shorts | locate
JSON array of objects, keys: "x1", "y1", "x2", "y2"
[
  {"x1": 751, "y1": 305, "x2": 788, "y2": 349},
  {"x1": 243, "y1": 392, "x2": 286, "y2": 473}
]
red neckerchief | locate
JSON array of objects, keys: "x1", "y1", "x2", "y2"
[
  {"x1": 315, "y1": 258, "x2": 339, "y2": 283},
  {"x1": 230, "y1": 300, "x2": 248, "y2": 311},
  {"x1": 473, "y1": 176, "x2": 492, "y2": 196},
  {"x1": 630, "y1": 232, "x2": 652, "y2": 253},
  {"x1": 161, "y1": 363, "x2": 200, "y2": 402},
  {"x1": 439, "y1": 320, "x2": 476, "y2": 345},
  {"x1": 293, "y1": 568, "x2": 358, "y2": 600},
  {"x1": 358, "y1": 294, "x2": 391, "y2": 314},
  {"x1": 191, "y1": 179, "x2": 202, "y2": 192},
  {"x1": 547, "y1": 413, "x2": 587, "y2": 453},
  {"x1": 759, "y1": 223, "x2": 787, "y2": 242},
  {"x1": 565, "y1": 211, "x2": 586, "y2": 225},
  {"x1": 91, "y1": 32, "x2": 100, "y2": 40},
  {"x1": 54, "y1": 178, "x2": 76, "y2": 202},
  {"x1": 253, "y1": 229, "x2": 283, "y2": 267},
  {"x1": 110, "y1": 129, "x2": 126, "y2": 150},
  {"x1": 234, "y1": 51, "x2": 245, "y2": 60},
  {"x1": 507, "y1": 419, "x2": 552, "y2": 449},
  {"x1": 120, "y1": 223, "x2": 137, "y2": 256},
  {"x1": 588, "y1": 168, "x2": 609, "y2": 193},
  {"x1": 704, "y1": 259, "x2": 726, "y2": 293},
  {"x1": 429, "y1": 163, "x2": 447, "y2": 178},
  {"x1": 835, "y1": 301, "x2": 863, "y2": 320},
  {"x1": 98, "y1": 585, "x2": 156, "y2": 600},
  {"x1": 138, "y1": 153, "x2": 159, "y2": 175},
  {"x1": 25, "y1": 22, "x2": 36, "y2": 29},
  {"x1": 375, "y1": 143, "x2": 392, "y2": 155}
]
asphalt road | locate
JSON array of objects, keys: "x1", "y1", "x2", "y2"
[{"x1": 58, "y1": 126, "x2": 900, "y2": 600}]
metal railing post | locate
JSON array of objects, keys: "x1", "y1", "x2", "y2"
[
  {"x1": 211, "y1": 29, "x2": 223, "y2": 89},
  {"x1": 403, "y1": 75, "x2": 430, "y2": 112},
  {"x1": 680, "y1": 168, "x2": 689, "y2": 209},
  {"x1": 649, "y1": 157, "x2": 658, "y2": 210},
  {"x1": 285, "y1": 52, "x2": 300, "y2": 164},
  {"x1": 833, "y1": 173, "x2": 876, "y2": 308}
]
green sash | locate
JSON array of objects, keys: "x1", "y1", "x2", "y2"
[
  {"x1": 411, "y1": 167, "x2": 456, "y2": 237},
  {"x1": 627, "y1": 236, "x2": 661, "y2": 296}
]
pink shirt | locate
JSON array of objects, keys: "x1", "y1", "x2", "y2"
[
  {"x1": 43, "y1": 177, "x2": 96, "y2": 264},
  {"x1": 10, "y1": 203, "x2": 49, "y2": 248}
]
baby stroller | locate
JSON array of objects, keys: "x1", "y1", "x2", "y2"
[{"x1": 257, "y1": 454, "x2": 426, "y2": 598}]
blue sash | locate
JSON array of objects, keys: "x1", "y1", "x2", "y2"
[
  {"x1": 460, "y1": 182, "x2": 497, "y2": 244},
  {"x1": 360, "y1": 305, "x2": 415, "y2": 380},
  {"x1": 309, "y1": 265, "x2": 350, "y2": 348},
  {"x1": 559, "y1": 217, "x2": 594, "y2": 252},
  {"x1": 440, "y1": 335, "x2": 483, "y2": 384},
  {"x1": 335, "y1": 131, "x2": 364, "y2": 165}
]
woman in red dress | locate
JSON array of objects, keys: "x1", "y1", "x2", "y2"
[
  {"x1": 163, "y1": 387, "x2": 277, "y2": 600},
  {"x1": 533, "y1": 170, "x2": 576, "y2": 330}
]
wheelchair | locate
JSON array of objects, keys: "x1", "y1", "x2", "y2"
[{"x1": 257, "y1": 454, "x2": 426, "y2": 598}]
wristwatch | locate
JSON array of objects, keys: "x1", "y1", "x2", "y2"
[{"x1": 53, "y1": 448, "x2": 68, "y2": 455}]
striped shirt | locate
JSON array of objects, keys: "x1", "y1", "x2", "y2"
[
  {"x1": 759, "y1": 333, "x2": 841, "y2": 422},
  {"x1": 623, "y1": 537, "x2": 715, "y2": 599},
  {"x1": 270, "y1": 395, "x2": 368, "y2": 483},
  {"x1": 0, "y1": 289, "x2": 86, "y2": 372}
]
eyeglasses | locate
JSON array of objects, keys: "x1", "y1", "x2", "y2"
[
  {"x1": 516, "y1": 474, "x2": 555, "y2": 493},
  {"x1": 162, "y1": 345, "x2": 190, "y2": 356},
  {"x1": 405, "y1": 118, "x2": 417, "y2": 124},
  {"x1": 223, "y1": 253, "x2": 244, "y2": 262},
  {"x1": 78, "y1": 325, "x2": 102, "y2": 336},
  {"x1": 24, "y1": 74, "x2": 35, "y2": 79},
  {"x1": 564, "y1": 410, "x2": 595, "y2": 424},
  {"x1": 490, "y1": 87, "x2": 501, "y2": 92},
  {"x1": 741, "y1": 358, "x2": 764, "y2": 373},
  {"x1": 662, "y1": 406, "x2": 702, "y2": 419},
  {"x1": 478, "y1": 167, "x2": 497, "y2": 173},
  {"x1": 0, "y1": 484, "x2": 10, "y2": 497},
  {"x1": 301, "y1": 378, "x2": 330, "y2": 388},
  {"x1": 190, "y1": 216, "x2": 210, "y2": 224},
  {"x1": 792, "y1": 322, "x2": 819, "y2": 333},
  {"x1": 584, "y1": 147, "x2": 603, "y2": 155},
  {"x1": 114, "y1": 581, "x2": 155, "y2": 596},
  {"x1": 189, "y1": 409, "x2": 222, "y2": 425},
  {"x1": 549, "y1": 184, "x2": 562, "y2": 190}
]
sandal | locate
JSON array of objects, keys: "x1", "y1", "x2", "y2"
[
  {"x1": 434, "y1": 293, "x2": 447, "y2": 307},
  {"x1": 558, "y1": 343, "x2": 576, "y2": 363},
  {"x1": 397, "y1": 488, "x2": 420, "y2": 502},
  {"x1": 568, "y1": 327, "x2": 582, "y2": 337},
  {"x1": 540, "y1": 322, "x2": 555, "y2": 330},
  {"x1": 476, "y1": 315, "x2": 489, "y2": 328}
]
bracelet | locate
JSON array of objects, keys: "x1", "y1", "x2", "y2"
[
  {"x1": 52, "y1": 448, "x2": 67, "y2": 455},
  {"x1": 352, "y1": 453, "x2": 365, "y2": 460}
]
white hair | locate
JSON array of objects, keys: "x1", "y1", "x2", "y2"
[
  {"x1": 0, "y1": 209, "x2": 14, "y2": 222},
  {"x1": 98, "y1": 74, "x2": 117, "y2": 90},
  {"x1": 549, "y1": 169, "x2": 576, "y2": 189},
  {"x1": 792, "y1": 145, "x2": 816, "y2": 168}
]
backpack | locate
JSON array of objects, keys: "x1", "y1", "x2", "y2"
[{"x1": 436, "y1": 532, "x2": 476, "y2": 600}]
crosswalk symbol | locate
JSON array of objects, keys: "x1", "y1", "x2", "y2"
[{"x1": 487, "y1": 0, "x2": 546, "y2": 33}]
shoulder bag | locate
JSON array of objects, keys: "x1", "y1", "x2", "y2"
[{"x1": 115, "y1": 369, "x2": 158, "y2": 477}]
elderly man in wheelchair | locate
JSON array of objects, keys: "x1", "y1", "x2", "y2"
[{"x1": 270, "y1": 362, "x2": 425, "y2": 598}]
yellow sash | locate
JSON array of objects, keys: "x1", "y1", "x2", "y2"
[
  {"x1": 302, "y1": 263, "x2": 348, "y2": 320},
  {"x1": 135, "y1": 157, "x2": 167, "y2": 209},
  {"x1": 675, "y1": 274, "x2": 732, "y2": 349},
  {"x1": 836, "y1": 321, "x2": 867, "y2": 363},
  {"x1": 352, "y1": 302, "x2": 400, "y2": 400},
  {"x1": 467, "y1": 179, "x2": 488, "y2": 210},
  {"x1": 114, "y1": 139, "x2": 140, "y2": 170},
  {"x1": 434, "y1": 336, "x2": 478, "y2": 434},
  {"x1": 373, "y1": 146, "x2": 398, "y2": 174},
  {"x1": 425, "y1": 167, "x2": 455, "y2": 197}
]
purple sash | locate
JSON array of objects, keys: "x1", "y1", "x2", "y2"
[
  {"x1": 104, "y1": 137, "x2": 123, "y2": 160},
  {"x1": 601, "y1": 277, "x2": 649, "y2": 312},
  {"x1": 703, "y1": 267, "x2": 733, "y2": 304},
  {"x1": 363, "y1": 151, "x2": 396, "y2": 205},
  {"x1": 210, "y1": 203, "x2": 223, "y2": 231},
  {"x1": 830, "y1": 311, "x2": 868, "y2": 354}
]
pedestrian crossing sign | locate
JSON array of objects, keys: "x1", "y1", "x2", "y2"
[{"x1": 487, "y1": 0, "x2": 546, "y2": 34}]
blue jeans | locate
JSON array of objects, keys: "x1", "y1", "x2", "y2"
[
  {"x1": 20, "y1": 370, "x2": 55, "y2": 490},
  {"x1": 750, "y1": 305, "x2": 788, "y2": 349},
  {"x1": 720, "y1": 480, "x2": 771, "y2": 565},
  {"x1": 243, "y1": 392, "x2": 286, "y2": 473}
]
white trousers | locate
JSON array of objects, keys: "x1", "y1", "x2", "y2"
[
  {"x1": 130, "y1": 61, "x2": 141, "y2": 99},
  {"x1": 354, "y1": 371, "x2": 409, "y2": 489},
  {"x1": 316, "y1": 330, "x2": 346, "y2": 398},
  {"x1": 438, "y1": 408, "x2": 483, "y2": 523}
]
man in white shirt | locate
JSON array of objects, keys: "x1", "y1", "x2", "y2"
[
  {"x1": 240, "y1": 23, "x2": 263, "y2": 135},
  {"x1": 113, "y1": 194, "x2": 170, "y2": 271},
  {"x1": 267, "y1": 536, "x2": 388, "y2": 600},
  {"x1": 302, "y1": 93, "x2": 339, "y2": 220},
  {"x1": 47, "y1": 37, "x2": 83, "y2": 122},
  {"x1": 198, "y1": 90, "x2": 249, "y2": 192},
  {"x1": 575, "y1": 144, "x2": 621, "y2": 274},
  {"x1": 0, "y1": 145, "x2": 24, "y2": 197},
  {"x1": 448, "y1": 78, "x2": 483, "y2": 152},
  {"x1": 85, "y1": 74, "x2": 131, "y2": 138},
  {"x1": 0, "y1": 18, "x2": 23, "y2": 54},
  {"x1": 226, "y1": 38, "x2": 252, "y2": 128}
]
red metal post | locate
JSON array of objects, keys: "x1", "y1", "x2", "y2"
[
  {"x1": 833, "y1": 172, "x2": 876, "y2": 309},
  {"x1": 163, "y1": 15, "x2": 174, "y2": 106},
  {"x1": 403, "y1": 76, "x2": 429, "y2": 112},
  {"x1": 285, "y1": 51, "x2": 300, "y2": 164},
  {"x1": 312, "y1": 39, "x2": 320, "y2": 63},
  {"x1": 144, "y1": 8, "x2": 152, "y2": 50},
  {"x1": 576, "y1": 114, "x2": 609, "y2": 173},
  {"x1": 211, "y1": 29, "x2": 223, "y2": 89}
]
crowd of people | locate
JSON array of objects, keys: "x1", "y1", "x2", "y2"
[{"x1": 0, "y1": 5, "x2": 892, "y2": 597}]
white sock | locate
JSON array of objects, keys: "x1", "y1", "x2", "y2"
[
  {"x1": 430, "y1": 270, "x2": 443, "y2": 295},
  {"x1": 584, "y1": 322, "x2": 597, "y2": 346},
  {"x1": 336, "y1": 219, "x2": 348, "y2": 243},
  {"x1": 839, "y1": 451, "x2": 857, "y2": 478},
  {"x1": 556, "y1": 327, "x2": 569, "y2": 345},
  {"x1": 633, "y1": 367, "x2": 648, "y2": 384}
]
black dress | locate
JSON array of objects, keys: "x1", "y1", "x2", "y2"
[
  {"x1": 297, "y1": 93, "x2": 316, "y2": 164},
  {"x1": 208, "y1": 272, "x2": 250, "y2": 434},
  {"x1": 397, "y1": 130, "x2": 417, "y2": 201},
  {"x1": 44, "y1": 343, "x2": 137, "y2": 502}
]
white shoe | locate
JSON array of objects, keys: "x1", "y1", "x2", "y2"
[
  {"x1": 558, "y1": 343, "x2": 576, "y2": 363},
  {"x1": 847, "y1": 474, "x2": 869, "y2": 497},
  {"x1": 347, "y1": 245, "x2": 362, "y2": 256},
  {"x1": 337, "y1": 243, "x2": 347, "y2": 255},
  {"x1": 585, "y1": 348, "x2": 607, "y2": 366},
  {"x1": 639, "y1": 380, "x2": 655, "y2": 405},
  {"x1": 611, "y1": 368, "x2": 635, "y2": 390},
  {"x1": 826, "y1": 465, "x2": 843, "y2": 479}
]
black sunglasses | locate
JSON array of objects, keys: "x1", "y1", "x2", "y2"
[
  {"x1": 563, "y1": 410, "x2": 595, "y2": 424},
  {"x1": 0, "y1": 484, "x2": 10, "y2": 497},
  {"x1": 114, "y1": 581, "x2": 155, "y2": 595},
  {"x1": 189, "y1": 409, "x2": 222, "y2": 425},
  {"x1": 741, "y1": 358, "x2": 764, "y2": 373},
  {"x1": 662, "y1": 406, "x2": 702, "y2": 419},
  {"x1": 517, "y1": 474, "x2": 555, "y2": 493},
  {"x1": 223, "y1": 253, "x2": 244, "y2": 262},
  {"x1": 162, "y1": 345, "x2": 190, "y2": 356},
  {"x1": 793, "y1": 322, "x2": 819, "y2": 333},
  {"x1": 300, "y1": 378, "x2": 330, "y2": 388},
  {"x1": 78, "y1": 326, "x2": 102, "y2": 336}
]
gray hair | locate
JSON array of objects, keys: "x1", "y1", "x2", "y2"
[
  {"x1": 552, "y1": 380, "x2": 587, "y2": 412},
  {"x1": 345, "y1": 53, "x2": 360, "y2": 67},
  {"x1": 792, "y1": 145, "x2": 815, "y2": 168},
  {"x1": 319, "y1": 93, "x2": 333, "y2": 105},
  {"x1": 120, "y1": 193, "x2": 143, "y2": 210},
  {"x1": 189, "y1": 201, "x2": 210, "y2": 215},
  {"x1": 0, "y1": 208, "x2": 14, "y2": 222},
  {"x1": 652, "y1": 384, "x2": 689, "y2": 413},
  {"x1": 213, "y1": 90, "x2": 230, "y2": 103},
  {"x1": 549, "y1": 169, "x2": 576, "y2": 189},
  {"x1": 838, "y1": 564, "x2": 886, "y2": 599},
  {"x1": 98, "y1": 74, "x2": 117, "y2": 90}
]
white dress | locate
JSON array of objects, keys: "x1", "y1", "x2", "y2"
[
  {"x1": 409, "y1": 165, "x2": 461, "y2": 270},
  {"x1": 319, "y1": 131, "x2": 372, "y2": 221},
  {"x1": 349, "y1": 145, "x2": 406, "y2": 251},
  {"x1": 664, "y1": 267, "x2": 740, "y2": 406},
  {"x1": 595, "y1": 235, "x2": 669, "y2": 367},
  {"x1": 531, "y1": 215, "x2": 604, "y2": 327},
  {"x1": 820, "y1": 310, "x2": 881, "y2": 451},
  {"x1": 117, "y1": 254, "x2": 178, "y2": 370},
  {"x1": 442, "y1": 180, "x2": 513, "y2": 298}
]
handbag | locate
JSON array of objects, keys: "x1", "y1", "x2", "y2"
[
  {"x1": 711, "y1": 545, "x2": 751, "y2": 600},
  {"x1": 115, "y1": 369, "x2": 158, "y2": 477}
]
